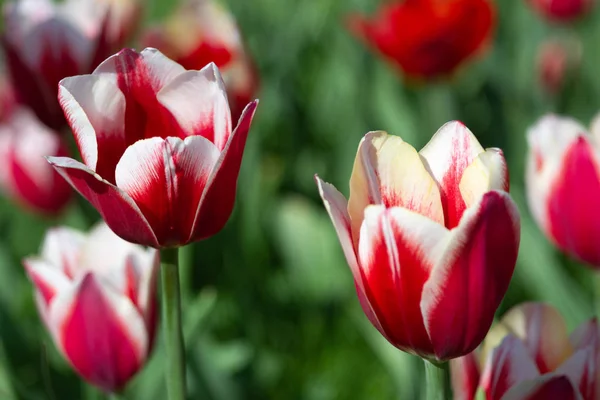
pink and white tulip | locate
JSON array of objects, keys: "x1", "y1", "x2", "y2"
[
  {"x1": 2, "y1": 0, "x2": 141, "y2": 129},
  {"x1": 451, "y1": 302, "x2": 599, "y2": 400},
  {"x1": 315, "y1": 122, "x2": 520, "y2": 361},
  {"x1": 47, "y1": 47, "x2": 258, "y2": 248},
  {"x1": 23, "y1": 222, "x2": 159, "y2": 393},
  {"x1": 142, "y1": 0, "x2": 258, "y2": 122},
  {"x1": 526, "y1": 114, "x2": 600, "y2": 267},
  {"x1": 0, "y1": 108, "x2": 71, "y2": 214}
]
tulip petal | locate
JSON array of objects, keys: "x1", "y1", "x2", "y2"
[
  {"x1": 450, "y1": 352, "x2": 481, "y2": 400},
  {"x1": 480, "y1": 335, "x2": 540, "y2": 400},
  {"x1": 40, "y1": 226, "x2": 86, "y2": 278},
  {"x1": 421, "y1": 191, "x2": 520, "y2": 360},
  {"x1": 500, "y1": 303, "x2": 573, "y2": 373},
  {"x1": 58, "y1": 74, "x2": 127, "y2": 182},
  {"x1": 502, "y1": 374, "x2": 582, "y2": 400},
  {"x1": 567, "y1": 319, "x2": 600, "y2": 399},
  {"x1": 546, "y1": 136, "x2": 600, "y2": 266},
  {"x1": 419, "y1": 121, "x2": 484, "y2": 229},
  {"x1": 22, "y1": 258, "x2": 70, "y2": 309},
  {"x1": 315, "y1": 176, "x2": 385, "y2": 334},
  {"x1": 357, "y1": 205, "x2": 449, "y2": 357},
  {"x1": 115, "y1": 136, "x2": 220, "y2": 247},
  {"x1": 459, "y1": 148, "x2": 509, "y2": 208},
  {"x1": 570, "y1": 319, "x2": 600, "y2": 351},
  {"x1": 47, "y1": 156, "x2": 159, "y2": 247},
  {"x1": 555, "y1": 348, "x2": 597, "y2": 400},
  {"x1": 49, "y1": 273, "x2": 148, "y2": 392},
  {"x1": 347, "y1": 131, "x2": 445, "y2": 244},
  {"x1": 158, "y1": 62, "x2": 232, "y2": 150},
  {"x1": 189, "y1": 100, "x2": 258, "y2": 242}
]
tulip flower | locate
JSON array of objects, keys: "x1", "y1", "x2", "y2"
[
  {"x1": 142, "y1": 0, "x2": 257, "y2": 122},
  {"x1": 347, "y1": 0, "x2": 495, "y2": 80},
  {"x1": 0, "y1": 108, "x2": 71, "y2": 214},
  {"x1": 536, "y1": 38, "x2": 581, "y2": 94},
  {"x1": 525, "y1": 114, "x2": 600, "y2": 267},
  {"x1": 451, "y1": 302, "x2": 599, "y2": 400},
  {"x1": 2, "y1": 0, "x2": 141, "y2": 129},
  {"x1": 315, "y1": 121, "x2": 520, "y2": 362},
  {"x1": 527, "y1": 0, "x2": 594, "y2": 22},
  {"x1": 23, "y1": 222, "x2": 159, "y2": 392},
  {"x1": 47, "y1": 47, "x2": 258, "y2": 248}
]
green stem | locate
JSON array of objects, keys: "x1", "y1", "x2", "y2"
[
  {"x1": 595, "y1": 271, "x2": 600, "y2": 319},
  {"x1": 424, "y1": 360, "x2": 449, "y2": 400},
  {"x1": 161, "y1": 247, "x2": 186, "y2": 400}
]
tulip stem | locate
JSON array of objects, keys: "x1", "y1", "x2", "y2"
[
  {"x1": 424, "y1": 360, "x2": 449, "y2": 400},
  {"x1": 160, "y1": 247, "x2": 186, "y2": 400}
]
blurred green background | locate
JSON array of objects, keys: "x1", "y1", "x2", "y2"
[{"x1": 0, "y1": 0, "x2": 599, "y2": 399}]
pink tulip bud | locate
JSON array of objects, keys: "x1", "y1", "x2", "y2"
[
  {"x1": 526, "y1": 114, "x2": 600, "y2": 267},
  {"x1": 452, "y1": 302, "x2": 599, "y2": 400},
  {"x1": 23, "y1": 223, "x2": 159, "y2": 393},
  {"x1": 0, "y1": 108, "x2": 71, "y2": 214},
  {"x1": 142, "y1": 0, "x2": 258, "y2": 122},
  {"x1": 47, "y1": 48, "x2": 258, "y2": 248},
  {"x1": 528, "y1": 0, "x2": 594, "y2": 22},
  {"x1": 536, "y1": 38, "x2": 582, "y2": 94},
  {"x1": 315, "y1": 122, "x2": 520, "y2": 361},
  {"x1": 2, "y1": 0, "x2": 141, "y2": 129}
]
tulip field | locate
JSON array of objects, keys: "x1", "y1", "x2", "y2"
[{"x1": 0, "y1": 0, "x2": 599, "y2": 399}]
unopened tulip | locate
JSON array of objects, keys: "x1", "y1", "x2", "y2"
[
  {"x1": 451, "y1": 302, "x2": 599, "y2": 400},
  {"x1": 23, "y1": 223, "x2": 159, "y2": 392},
  {"x1": 2, "y1": 0, "x2": 141, "y2": 129},
  {"x1": 48, "y1": 48, "x2": 258, "y2": 248},
  {"x1": 347, "y1": 0, "x2": 495, "y2": 80},
  {"x1": 142, "y1": 0, "x2": 257, "y2": 122},
  {"x1": 526, "y1": 114, "x2": 600, "y2": 267},
  {"x1": 528, "y1": 0, "x2": 594, "y2": 22},
  {"x1": 0, "y1": 108, "x2": 71, "y2": 214},
  {"x1": 536, "y1": 38, "x2": 581, "y2": 94},
  {"x1": 316, "y1": 122, "x2": 520, "y2": 361}
]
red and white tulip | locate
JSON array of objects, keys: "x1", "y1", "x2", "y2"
[
  {"x1": 2, "y1": 0, "x2": 141, "y2": 129},
  {"x1": 23, "y1": 222, "x2": 159, "y2": 392},
  {"x1": 0, "y1": 108, "x2": 71, "y2": 214},
  {"x1": 47, "y1": 47, "x2": 258, "y2": 248},
  {"x1": 451, "y1": 302, "x2": 599, "y2": 400},
  {"x1": 142, "y1": 0, "x2": 257, "y2": 122},
  {"x1": 526, "y1": 114, "x2": 600, "y2": 267},
  {"x1": 316, "y1": 122, "x2": 520, "y2": 361}
]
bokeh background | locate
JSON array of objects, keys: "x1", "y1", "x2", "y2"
[{"x1": 0, "y1": 0, "x2": 599, "y2": 399}]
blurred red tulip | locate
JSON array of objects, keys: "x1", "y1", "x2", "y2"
[
  {"x1": 526, "y1": 114, "x2": 600, "y2": 267},
  {"x1": 142, "y1": 0, "x2": 258, "y2": 122},
  {"x1": 528, "y1": 0, "x2": 594, "y2": 22},
  {"x1": 23, "y1": 223, "x2": 159, "y2": 392},
  {"x1": 315, "y1": 122, "x2": 520, "y2": 361},
  {"x1": 451, "y1": 302, "x2": 599, "y2": 400},
  {"x1": 536, "y1": 38, "x2": 581, "y2": 94},
  {"x1": 0, "y1": 108, "x2": 71, "y2": 214},
  {"x1": 1, "y1": 0, "x2": 141, "y2": 129},
  {"x1": 347, "y1": 0, "x2": 496, "y2": 80},
  {"x1": 48, "y1": 48, "x2": 258, "y2": 248}
]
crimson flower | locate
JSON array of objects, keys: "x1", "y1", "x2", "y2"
[
  {"x1": 526, "y1": 114, "x2": 600, "y2": 267},
  {"x1": 347, "y1": 0, "x2": 495, "y2": 80},
  {"x1": 0, "y1": 108, "x2": 71, "y2": 214},
  {"x1": 23, "y1": 223, "x2": 159, "y2": 392},
  {"x1": 2, "y1": 0, "x2": 141, "y2": 129},
  {"x1": 451, "y1": 302, "x2": 599, "y2": 400},
  {"x1": 528, "y1": 0, "x2": 594, "y2": 22},
  {"x1": 316, "y1": 122, "x2": 520, "y2": 361},
  {"x1": 48, "y1": 48, "x2": 258, "y2": 248},
  {"x1": 142, "y1": 0, "x2": 257, "y2": 122}
]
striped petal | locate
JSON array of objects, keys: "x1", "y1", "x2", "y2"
[
  {"x1": 450, "y1": 351, "x2": 481, "y2": 400},
  {"x1": 421, "y1": 191, "x2": 520, "y2": 360},
  {"x1": 459, "y1": 148, "x2": 509, "y2": 208},
  {"x1": 419, "y1": 121, "x2": 484, "y2": 229},
  {"x1": 39, "y1": 226, "x2": 86, "y2": 278},
  {"x1": 502, "y1": 374, "x2": 583, "y2": 400},
  {"x1": 357, "y1": 204, "x2": 447, "y2": 357},
  {"x1": 114, "y1": 136, "x2": 220, "y2": 247}
]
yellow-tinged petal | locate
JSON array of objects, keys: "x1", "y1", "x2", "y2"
[
  {"x1": 459, "y1": 148, "x2": 508, "y2": 208},
  {"x1": 348, "y1": 131, "x2": 444, "y2": 244},
  {"x1": 501, "y1": 302, "x2": 573, "y2": 373}
]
